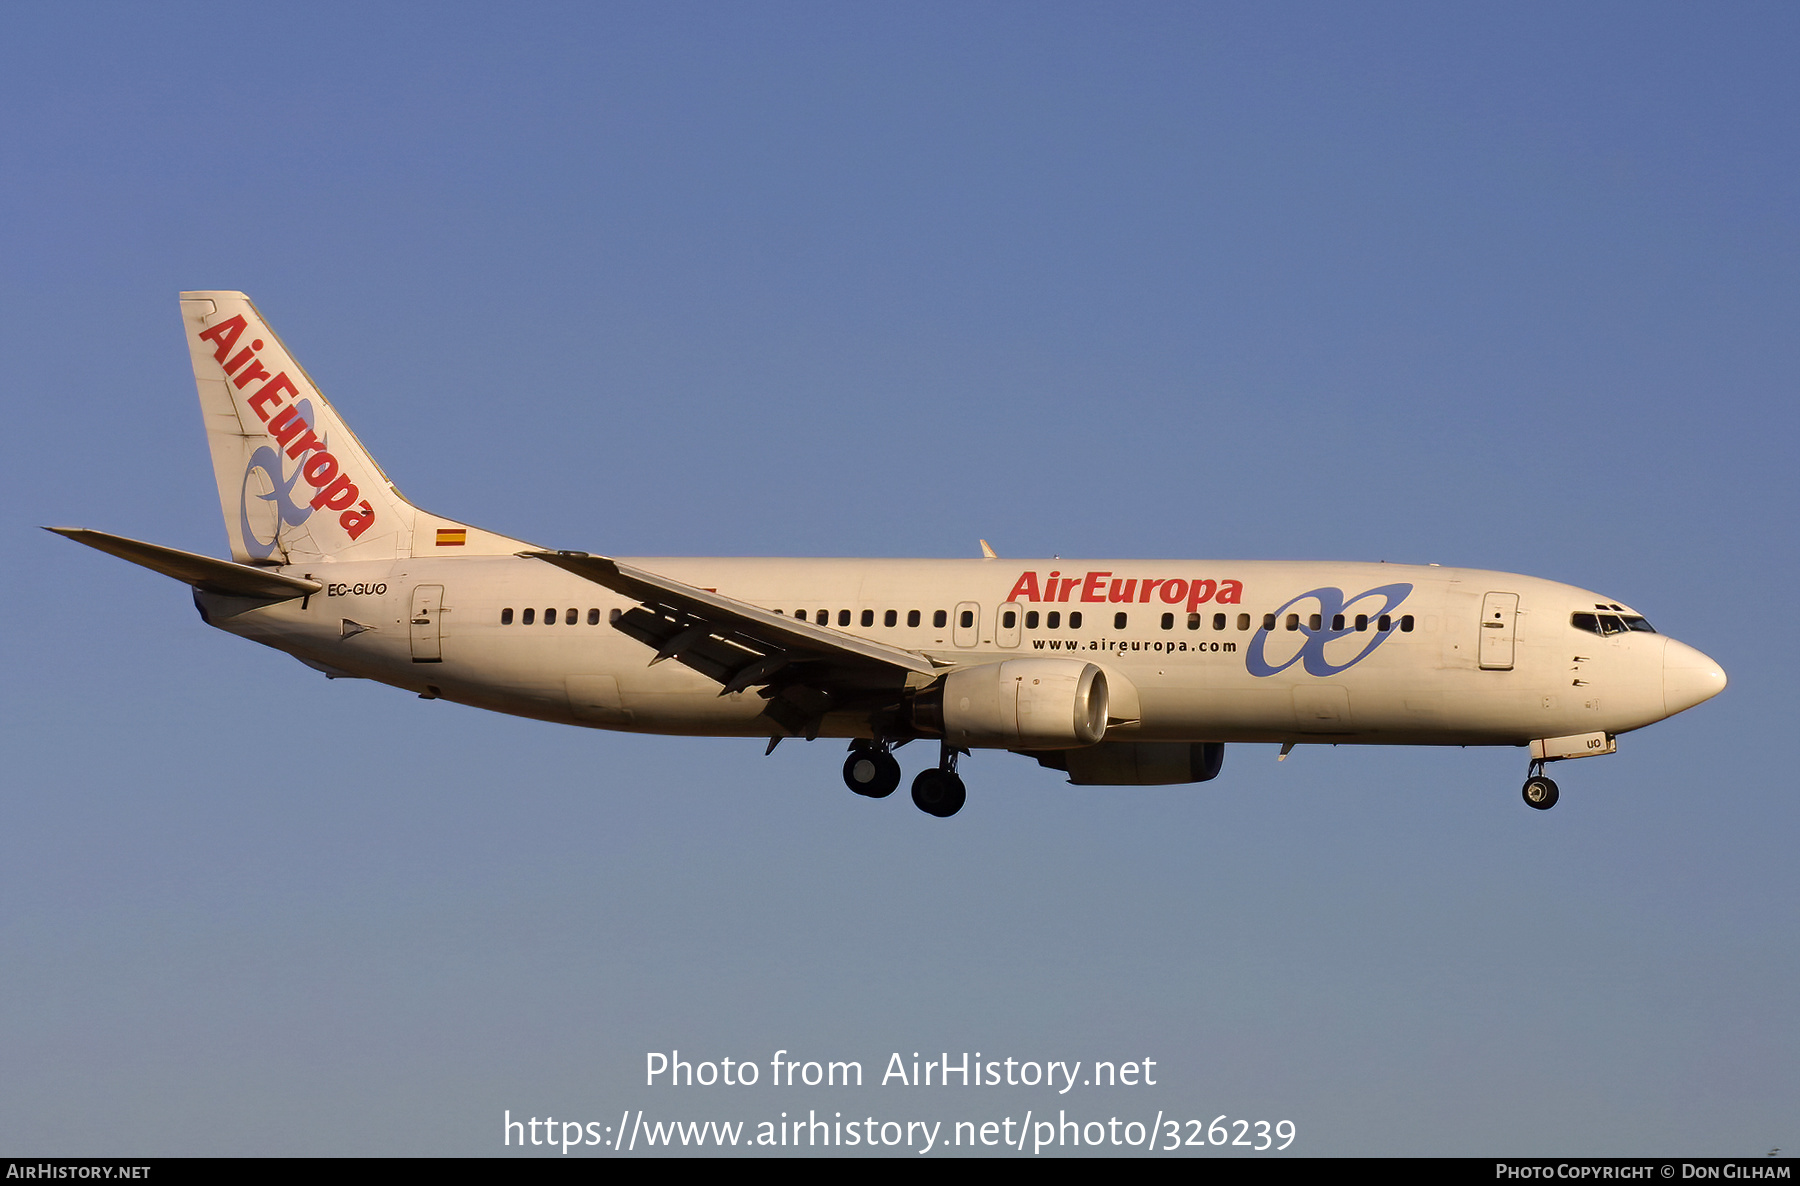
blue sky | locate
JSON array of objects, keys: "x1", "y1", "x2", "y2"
[{"x1": 2, "y1": 3, "x2": 1795, "y2": 1156}]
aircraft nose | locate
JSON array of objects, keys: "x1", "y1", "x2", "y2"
[{"x1": 1663, "y1": 638, "x2": 1727, "y2": 716}]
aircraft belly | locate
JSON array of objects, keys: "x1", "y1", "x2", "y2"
[{"x1": 1120, "y1": 650, "x2": 1556, "y2": 745}]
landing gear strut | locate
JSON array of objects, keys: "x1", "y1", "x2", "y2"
[
  {"x1": 911, "y1": 743, "x2": 967, "y2": 818},
  {"x1": 843, "y1": 741, "x2": 901, "y2": 799},
  {"x1": 1522, "y1": 759, "x2": 1559, "y2": 811}
]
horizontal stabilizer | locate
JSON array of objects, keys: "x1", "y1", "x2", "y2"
[{"x1": 46, "y1": 528, "x2": 322, "y2": 600}]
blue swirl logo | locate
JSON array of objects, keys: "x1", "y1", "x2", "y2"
[
  {"x1": 238, "y1": 400, "x2": 320, "y2": 560},
  {"x1": 1245, "y1": 583, "x2": 1414, "y2": 677}
]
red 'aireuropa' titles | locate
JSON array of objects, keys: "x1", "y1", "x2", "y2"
[
  {"x1": 198, "y1": 315, "x2": 376, "y2": 539},
  {"x1": 1007, "y1": 571, "x2": 1244, "y2": 614}
]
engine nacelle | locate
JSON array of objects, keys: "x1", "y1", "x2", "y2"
[
  {"x1": 911, "y1": 659, "x2": 1108, "y2": 749},
  {"x1": 1027, "y1": 741, "x2": 1225, "y2": 786}
]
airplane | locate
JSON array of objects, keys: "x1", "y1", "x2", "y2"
[{"x1": 50, "y1": 292, "x2": 1727, "y2": 818}]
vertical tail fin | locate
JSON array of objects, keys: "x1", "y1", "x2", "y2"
[{"x1": 180, "y1": 292, "x2": 530, "y2": 564}]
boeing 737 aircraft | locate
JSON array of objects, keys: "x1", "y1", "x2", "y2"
[{"x1": 52, "y1": 292, "x2": 1727, "y2": 817}]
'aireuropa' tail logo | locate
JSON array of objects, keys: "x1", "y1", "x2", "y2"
[
  {"x1": 198, "y1": 315, "x2": 376, "y2": 558},
  {"x1": 240, "y1": 401, "x2": 320, "y2": 559}
]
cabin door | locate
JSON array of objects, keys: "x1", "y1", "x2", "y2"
[
  {"x1": 410, "y1": 584, "x2": 445, "y2": 662},
  {"x1": 1479, "y1": 591, "x2": 1519, "y2": 670}
]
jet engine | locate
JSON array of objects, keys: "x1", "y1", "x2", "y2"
[{"x1": 909, "y1": 659, "x2": 1108, "y2": 749}]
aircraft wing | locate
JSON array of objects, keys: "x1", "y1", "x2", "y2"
[
  {"x1": 47, "y1": 527, "x2": 323, "y2": 600},
  {"x1": 525, "y1": 550, "x2": 944, "y2": 738}
]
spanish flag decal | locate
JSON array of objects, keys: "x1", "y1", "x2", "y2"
[{"x1": 435, "y1": 528, "x2": 467, "y2": 547}]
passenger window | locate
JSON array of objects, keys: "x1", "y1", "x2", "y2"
[
  {"x1": 933, "y1": 610, "x2": 947, "y2": 628},
  {"x1": 817, "y1": 610, "x2": 829, "y2": 626},
  {"x1": 1286, "y1": 614, "x2": 1300, "y2": 631},
  {"x1": 1002, "y1": 610, "x2": 1017, "y2": 629},
  {"x1": 501, "y1": 608, "x2": 513, "y2": 625},
  {"x1": 545, "y1": 608, "x2": 556, "y2": 625},
  {"x1": 1308, "y1": 614, "x2": 1322, "y2": 631},
  {"x1": 1214, "y1": 613, "x2": 1226, "y2": 631},
  {"x1": 884, "y1": 609, "x2": 897, "y2": 627},
  {"x1": 794, "y1": 609, "x2": 807, "y2": 621},
  {"x1": 1237, "y1": 613, "x2": 1250, "y2": 631},
  {"x1": 959, "y1": 609, "x2": 974, "y2": 629},
  {"x1": 1187, "y1": 612, "x2": 1201, "y2": 630},
  {"x1": 1046, "y1": 611, "x2": 1061, "y2": 629},
  {"x1": 1355, "y1": 614, "x2": 1368, "y2": 632},
  {"x1": 588, "y1": 608, "x2": 600, "y2": 625},
  {"x1": 566, "y1": 608, "x2": 577, "y2": 625},
  {"x1": 1069, "y1": 611, "x2": 1083, "y2": 629},
  {"x1": 1400, "y1": 614, "x2": 1414, "y2": 632},
  {"x1": 1331, "y1": 614, "x2": 1345, "y2": 631},
  {"x1": 838, "y1": 609, "x2": 851, "y2": 627},
  {"x1": 1025, "y1": 611, "x2": 1039, "y2": 629},
  {"x1": 1378, "y1": 614, "x2": 1392, "y2": 632},
  {"x1": 1263, "y1": 614, "x2": 1277, "y2": 631},
  {"x1": 522, "y1": 608, "x2": 535, "y2": 625},
  {"x1": 1160, "y1": 612, "x2": 1173, "y2": 630},
  {"x1": 1114, "y1": 612, "x2": 1128, "y2": 629},
  {"x1": 907, "y1": 610, "x2": 921, "y2": 628},
  {"x1": 861, "y1": 609, "x2": 874, "y2": 627}
]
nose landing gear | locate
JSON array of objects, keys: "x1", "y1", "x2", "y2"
[{"x1": 1521, "y1": 759, "x2": 1559, "y2": 810}]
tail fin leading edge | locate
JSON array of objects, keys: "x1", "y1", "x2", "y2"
[{"x1": 180, "y1": 291, "x2": 531, "y2": 565}]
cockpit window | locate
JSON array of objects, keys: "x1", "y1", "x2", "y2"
[{"x1": 1572, "y1": 612, "x2": 1656, "y2": 636}]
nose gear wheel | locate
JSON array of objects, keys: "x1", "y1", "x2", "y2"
[{"x1": 1522, "y1": 775, "x2": 1559, "y2": 810}]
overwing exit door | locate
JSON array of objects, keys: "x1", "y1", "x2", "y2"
[{"x1": 953, "y1": 601, "x2": 980, "y2": 648}]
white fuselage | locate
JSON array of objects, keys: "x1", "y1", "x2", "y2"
[{"x1": 198, "y1": 555, "x2": 1718, "y2": 749}]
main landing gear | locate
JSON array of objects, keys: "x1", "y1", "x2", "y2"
[
  {"x1": 1522, "y1": 758, "x2": 1559, "y2": 811},
  {"x1": 911, "y1": 744, "x2": 967, "y2": 818},
  {"x1": 842, "y1": 742, "x2": 901, "y2": 799},
  {"x1": 841, "y1": 740, "x2": 966, "y2": 817}
]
